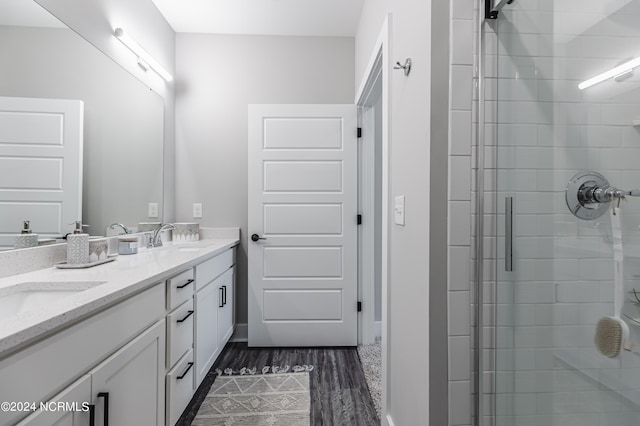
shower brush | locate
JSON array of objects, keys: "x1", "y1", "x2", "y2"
[
  {"x1": 594, "y1": 316, "x2": 630, "y2": 358},
  {"x1": 595, "y1": 207, "x2": 632, "y2": 357}
]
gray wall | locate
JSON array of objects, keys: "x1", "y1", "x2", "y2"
[
  {"x1": 355, "y1": 1, "x2": 433, "y2": 424},
  {"x1": 0, "y1": 26, "x2": 164, "y2": 235},
  {"x1": 174, "y1": 34, "x2": 355, "y2": 324}
]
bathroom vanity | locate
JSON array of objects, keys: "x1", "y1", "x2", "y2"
[{"x1": 0, "y1": 238, "x2": 238, "y2": 426}]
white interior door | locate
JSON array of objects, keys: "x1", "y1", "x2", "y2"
[
  {"x1": 0, "y1": 97, "x2": 83, "y2": 248},
  {"x1": 248, "y1": 104, "x2": 357, "y2": 347}
]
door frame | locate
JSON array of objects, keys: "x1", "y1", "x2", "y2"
[{"x1": 355, "y1": 13, "x2": 391, "y2": 425}]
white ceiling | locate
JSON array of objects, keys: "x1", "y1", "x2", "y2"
[{"x1": 151, "y1": 0, "x2": 365, "y2": 37}]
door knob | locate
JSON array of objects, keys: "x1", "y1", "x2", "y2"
[{"x1": 251, "y1": 233, "x2": 266, "y2": 242}]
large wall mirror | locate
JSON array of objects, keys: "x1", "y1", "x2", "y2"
[{"x1": 0, "y1": 0, "x2": 164, "y2": 249}]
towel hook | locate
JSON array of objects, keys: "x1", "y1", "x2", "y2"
[{"x1": 394, "y1": 58, "x2": 412, "y2": 76}]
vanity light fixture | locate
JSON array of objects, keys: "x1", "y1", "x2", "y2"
[
  {"x1": 114, "y1": 27, "x2": 173, "y2": 82},
  {"x1": 578, "y1": 56, "x2": 640, "y2": 90}
]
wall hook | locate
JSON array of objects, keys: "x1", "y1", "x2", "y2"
[{"x1": 394, "y1": 58, "x2": 412, "y2": 76}]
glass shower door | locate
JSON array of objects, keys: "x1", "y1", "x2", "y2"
[{"x1": 488, "y1": 1, "x2": 640, "y2": 425}]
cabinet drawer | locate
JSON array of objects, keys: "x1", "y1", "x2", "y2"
[
  {"x1": 167, "y1": 300, "x2": 194, "y2": 368},
  {"x1": 166, "y1": 268, "x2": 194, "y2": 310},
  {"x1": 166, "y1": 350, "x2": 194, "y2": 426},
  {"x1": 195, "y1": 248, "x2": 234, "y2": 291}
]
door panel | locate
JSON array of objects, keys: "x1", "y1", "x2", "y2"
[
  {"x1": 0, "y1": 97, "x2": 83, "y2": 248},
  {"x1": 263, "y1": 290, "x2": 343, "y2": 321},
  {"x1": 263, "y1": 161, "x2": 343, "y2": 192},
  {"x1": 263, "y1": 117, "x2": 343, "y2": 149},
  {"x1": 264, "y1": 204, "x2": 342, "y2": 235},
  {"x1": 248, "y1": 104, "x2": 357, "y2": 347}
]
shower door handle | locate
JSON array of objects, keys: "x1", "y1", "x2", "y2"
[{"x1": 505, "y1": 197, "x2": 513, "y2": 272}]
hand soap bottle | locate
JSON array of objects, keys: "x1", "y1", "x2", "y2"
[
  {"x1": 14, "y1": 220, "x2": 38, "y2": 249},
  {"x1": 67, "y1": 221, "x2": 89, "y2": 265}
]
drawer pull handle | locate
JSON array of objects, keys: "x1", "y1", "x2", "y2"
[
  {"x1": 89, "y1": 404, "x2": 95, "y2": 426},
  {"x1": 177, "y1": 310, "x2": 194, "y2": 323},
  {"x1": 222, "y1": 285, "x2": 227, "y2": 306},
  {"x1": 177, "y1": 362, "x2": 194, "y2": 380},
  {"x1": 219, "y1": 287, "x2": 224, "y2": 308},
  {"x1": 97, "y1": 392, "x2": 109, "y2": 426},
  {"x1": 177, "y1": 279, "x2": 194, "y2": 289}
]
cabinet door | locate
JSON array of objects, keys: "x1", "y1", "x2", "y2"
[
  {"x1": 16, "y1": 375, "x2": 91, "y2": 426},
  {"x1": 90, "y1": 320, "x2": 165, "y2": 426},
  {"x1": 194, "y1": 280, "x2": 220, "y2": 389},
  {"x1": 217, "y1": 268, "x2": 235, "y2": 348}
]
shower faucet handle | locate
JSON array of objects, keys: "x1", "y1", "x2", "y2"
[
  {"x1": 567, "y1": 171, "x2": 640, "y2": 220},
  {"x1": 598, "y1": 187, "x2": 640, "y2": 201}
]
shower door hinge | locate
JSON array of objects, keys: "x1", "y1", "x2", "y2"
[
  {"x1": 357, "y1": 301, "x2": 362, "y2": 312},
  {"x1": 357, "y1": 127, "x2": 362, "y2": 138},
  {"x1": 357, "y1": 214, "x2": 362, "y2": 225}
]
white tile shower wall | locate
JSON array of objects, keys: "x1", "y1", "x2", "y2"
[
  {"x1": 485, "y1": 1, "x2": 640, "y2": 425},
  {"x1": 448, "y1": 0, "x2": 476, "y2": 425}
]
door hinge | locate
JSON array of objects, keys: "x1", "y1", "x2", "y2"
[
  {"x1": 357, "y1": 214, "x2": 362, "y2": 225},
  {"x1": 357, "y1": 127, "x2": 362, "y2": 138},
  {"x1": 357, "y1": 301, "x2": 362, "y2": 312}
]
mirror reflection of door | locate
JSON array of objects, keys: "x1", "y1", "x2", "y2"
[{"x1": 0, "y1": 97, "x2": 83, "y2": 250}]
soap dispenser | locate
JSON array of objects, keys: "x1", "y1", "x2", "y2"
[
  {"x1": 14, "y1": 221, "x2": 38, "y2": 249},
  {"x1": 67, "y1": 221, "x2": 89, "y2": 265}
]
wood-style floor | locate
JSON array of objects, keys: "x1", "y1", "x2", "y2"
[{"x1": 177, "y1": 343, "x2": 380, "y2": 426}]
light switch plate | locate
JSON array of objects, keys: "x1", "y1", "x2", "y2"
[
  {"x1": 394, "y1": 196, "x2": 405, "y2": 226},
  {"x1": 148, "y1": 202, "x2": 159, "y2": 218},
  {"x1": 193, "y1": 203, "x2": 203, "y2": 219}
]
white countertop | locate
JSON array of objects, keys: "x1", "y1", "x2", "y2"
[{"x1": 0, "y1": 238, "x2": 239, "y2": 357}]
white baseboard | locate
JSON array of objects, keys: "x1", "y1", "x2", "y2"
[
  {"x1": 375, "y1": 321, "x2": 382, "y2": 338},
  {"x1": 231, "y1": 323, "x2": 248, "y2": 342}
]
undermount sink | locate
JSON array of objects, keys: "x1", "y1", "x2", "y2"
[{"x1": 0, "y1": 281, "x2": 107, "y2": 321}]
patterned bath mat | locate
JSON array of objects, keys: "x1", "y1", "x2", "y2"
[{"x1": 192, "y1": 371, "x2": 311, "y2": 425}]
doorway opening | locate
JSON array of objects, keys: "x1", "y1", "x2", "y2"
[{"x1": 355, "y1": 14, "x2": 390, "y2": 425}]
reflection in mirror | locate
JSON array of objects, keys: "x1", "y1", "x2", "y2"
[{"x1": 0, "y1": 0, "x2": 164, "y2": 250}]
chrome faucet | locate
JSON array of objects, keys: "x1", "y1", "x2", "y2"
[
  {"x1": 148, "y1": 223, "x2": 175, "y2": 248},
  {"x1": 108, "y1": 223, "x2": 131, "y2": 235}
]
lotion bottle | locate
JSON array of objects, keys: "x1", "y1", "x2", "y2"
[
  {"x1": 14, "y1": 220, "x2": 38, "y2": 249},
  {"x1": 67, "y1": 221, "x2": 89, "y2": 265}
]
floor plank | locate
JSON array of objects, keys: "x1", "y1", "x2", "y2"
[{"x1": 176, "y1": 343, "x2": 380, "y2": 425}]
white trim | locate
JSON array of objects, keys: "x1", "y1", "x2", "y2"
[
  {"x1": 230, "y1": 323, "x2": 248, "y2": 342},
  {"x1": 357, "y1": 104, "x2": 377, "y2": 345},
  {"x1": 387, "y1": 415, "x2": 396, "y2": 426},
  {"x1": 375, "y1": 321, "x2": 382, "y2": 338},
  {"x1": 355, "y1": 13, "x2": 391, "y2": 426}
]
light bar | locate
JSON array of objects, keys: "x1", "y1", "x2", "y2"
[
  {"x1": 114, "y1": 27, "x2": 173, "y2": 82},
  {"x1": 579, "y1": 56, "x2": 640, "y2": 90}
]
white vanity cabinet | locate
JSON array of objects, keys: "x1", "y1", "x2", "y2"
[
  {"x1": 17, "y1": 320, "x2": 165, "y2": 426},
  {"x1": 217, "y1": 267, "x2": 235, "y2": 349},
  {"x1": 193, "y1": 248, "x2": 235, "y2": 389},
  {"x1": 90, "y1": 319, "x2": 165, "y2": 426},
  {"x1": 4, "y1": 283, "x2": 166, "y2": 426},
  {"x1": 164, "y1": 268, "x2": 196, "y2": 426},
  {"x1": 165, "y1": 246, "x2": 236, "y2": 425},
  {"x1": 0, "y1": 241, "x2": 237, "y2": 426}
]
